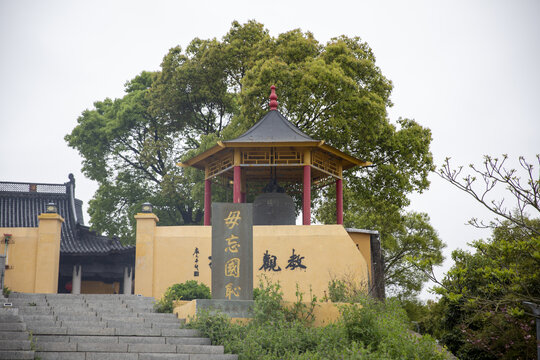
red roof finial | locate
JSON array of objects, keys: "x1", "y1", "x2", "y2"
[{"x1": 269, "y1": 85, "x2": 278, "y2": 111}]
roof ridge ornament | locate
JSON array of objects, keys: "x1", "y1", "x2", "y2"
[{"x1": 269, "y1": 85, "x2": 278, "y2": 111}]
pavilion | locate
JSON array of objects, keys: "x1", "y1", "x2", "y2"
[{"x1": 179, "y1": 86, "x2": 372, "y2": 225}]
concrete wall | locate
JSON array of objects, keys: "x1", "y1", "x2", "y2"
[
  {"x1": 0, "y1": 214, "x2": 63, "y2": 293},
  {"x1": 135, "y1": 213, "x2": 371, "y2": 302}
]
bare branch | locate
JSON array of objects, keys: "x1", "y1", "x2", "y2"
[{"x1": 439, "y1": 155, "x2": 540, "y2": 236}]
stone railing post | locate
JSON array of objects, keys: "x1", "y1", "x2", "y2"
[{"x1": 134, "y1": 212, "x2": 159, "y2": 297}]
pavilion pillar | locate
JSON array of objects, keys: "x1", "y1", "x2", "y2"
[
  {"x1": 233, "y1": 166, "x2": 242, "y2": 203},
  {"x1": 204, "y1": 173, "x2": 211, "y2": 226},
  {"x1": 303, "y1": 165, "x2": 311, "y2": 225},
  {"x1": 233, "y1": 149, "x2": 242, "y2": 203},
  {"x1": 336, "y1": 178, "x2": 343, "y2": 225},
  {"x1": 240, "y1": 170, "x2": 247, "y2": 203},
  {"x1": 72, "y1": 265, "x2": 81, "y2": 294}
]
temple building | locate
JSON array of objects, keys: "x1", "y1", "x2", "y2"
[{"x1": 0, "y1": 175, "x2": 134, "y2": 294}]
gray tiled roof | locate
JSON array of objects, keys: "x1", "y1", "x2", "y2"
[
  {"x1": 225, "y1": 110, "x2": 318, "y2": 143},
  {"x1": 0, "y1": 177, "x2": 134, "y2": 256}
]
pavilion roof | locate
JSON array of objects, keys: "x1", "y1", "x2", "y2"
[
  {"x1": 179, "y1": 86, "x2": 371, "y2": 178},
  {"x1": 225, "y1": 110, "x2": 318, "y2": 144}
]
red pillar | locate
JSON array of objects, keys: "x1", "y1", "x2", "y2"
[
  {"x1": 204, "y1": 178, "x2": 211, "y2": 225},
  {"x1": 303, "y1": 165, "x2": 311, "y2": 225},
  {"x1": 233, "y1": 166, "x2": 242, "y2": 203},
  {"x1": 336, "y1": 178, "x2": 343, "y2": 225}
]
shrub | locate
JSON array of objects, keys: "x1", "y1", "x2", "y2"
[
  {"x1": 154, "y1": 280, "x2": 211, "y2": 313},
  {"x1": 187, "y1": 279, "x2": 447, "y2": 359},
  {"x1": 327, "y1": 277, "x2": 368, "y2": 303}
]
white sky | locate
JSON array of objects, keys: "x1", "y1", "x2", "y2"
[{"x1": 1, "y1": 0, "x2": 538, "y2": 299}]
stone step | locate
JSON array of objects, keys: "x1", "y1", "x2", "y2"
[
  {"x1": 34, "y1": 352, "x2": 84, "y2": 360},
  {"x1": 34, "y1": 353, "x2": 237, "y2": 360},
  {"x1": 161, "y1": 329, "x2": 199, "y2": 337},
  {"x1": 123, "y1": 297, "x2": 155, "y2": 302},
  {"x1": 0, "y1": 307, "x2": 19, "y2": 316},
  {"x1": 35, "y1": 342, "x2": 77, "y2": 351},
  {"x1": 129, "y1": 306, "x2": 155, "y2": 312},
  {"x1": 151, "y1": 323, "x2": 182, "y2": 329},
  {"x1": 4, "y1": 299, "x2": 47, "y2": 306},
  {"x1": 0, "y1": 314, "x2": 21, "y2": 322},
  {"x1": 20, "y1": 314, "x2": 56, "y2": 322},
  {"x1": 88, "y1": 303, "x2": 129, "y2": 309},
  {"x1": 176, "y1": 345, "x2": 224, "y2": 355},
  {"x1": 66, "y1": 327, "x2": 116, "y2": 336},
  {"x1": 139, "y1": 314, "x2": 180, "y2": 321},
  {"x1": 53, "y1": 310, "x2": 98, "y2": 316},
  {"x1": 106, "y1": 320, "x2": 152, "y2": 329},
  {"x1": 16, "y1": 308, "x2": 53, "y2": 315},
  {"x1": 117, "y1": 337, "x2": 165, "y2": 344},
  {"x1": 0, "y1": 340, "x2": 31, "y2": 350},
  {"x1": 115, "y1": 328, "x2": 161, "y2": 336},
  {"x1": 61, "y1": 320, "x2": 104, "y2": 327},
  {"x1": 47, "y1": 299, "x2": 86, "y2": 305},
  {"x1": 24, "y1": 320, "x2": 58, "y2": 327},
  {"x1": 0, "y1": 323, "x2": 26, "y2": 331},
  {"x1": 129, "y1": 344, "x2": 177, "y2": 353},
  {"x1": 0, "y1": 350, "x2": 35, "y2": 359},
  {"x1": 35, "y1": 343, "x2": 225, "y2": 355},
  {"x1": 16, "y1": 305, "x2": 53, "y2": 312},
  {"x1": 35, "y1": 331, "x2": 202, "y2": 345},
  {"x1": 101, "y1": 314, "x2": 140, "y2": 321},
  {"x1": 56, "y1": 314, "x2": 99, "y2": 321},
  {"x1": 51, "y1": 306, "x2": 94, "y2": 312},
  {"x1": 164, "y1": 337, "x2": 211, "y2": 346},
  {"x1": 0, "y1": 332, "x2": 29, "y2": 341},
  {"x1": 126, "y1": 303, "x2": 155, "y2": 308},
  {"x1": 8, "y1": 293, "x2": 46, "y2": 299},
  {"x1": 98, "y1": 310, "x2": 135, "y2": 315},
  {"x1": 27, "y1": 326, "x2": 67, "y2": 335},
  {"x1": 126, "y1": 301, "x2": 154, "y2": 305}
]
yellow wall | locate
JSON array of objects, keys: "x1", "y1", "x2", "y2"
[
  {"x1": 81, "y1": 281, "x2": 120, "y2": 294},
  {"x1": 0, "y1": 228, "x2": 39, "y2": 292},
  {"x1": 0, "y1": 214, "x2": 63, "y2": 293},
  {"x1": 348, "y1": 232, "x2": 372, "y2": 280},
  {"x1": 135, "y1": 218, "x2": 370, "y2": 302},
  {"x1": 173, "y1": 300, "x2": 354, "y2": 327}
]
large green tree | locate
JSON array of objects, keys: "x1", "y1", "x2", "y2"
[
  {"x1": 65, "y1": 72, "x2": 206, "y2": 241},
  {"x1": 66, "y1": 20, "x2": 441, "y2": 296},
  {"x1": 421, "y1": 155, "x2": 540, "y2": 359}
]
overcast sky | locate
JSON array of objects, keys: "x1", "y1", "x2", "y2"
[{"x1": 1, "y1": 0, "x2": 538, "y2": 299}]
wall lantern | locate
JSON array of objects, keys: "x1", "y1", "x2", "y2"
[
  {"x1": 141, "y1": 202, "x2": 153, "y2": 213},
  {"x1": 46, "y1": 202, "x2": 58, "y2": 213}
]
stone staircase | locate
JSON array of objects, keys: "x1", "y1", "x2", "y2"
[
  {"x1": 0, "y1": 293, "x2": 237, "y2": 360},
  {"x1": 0, "y1": 294, "x2": 34, "y2": 359}
]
